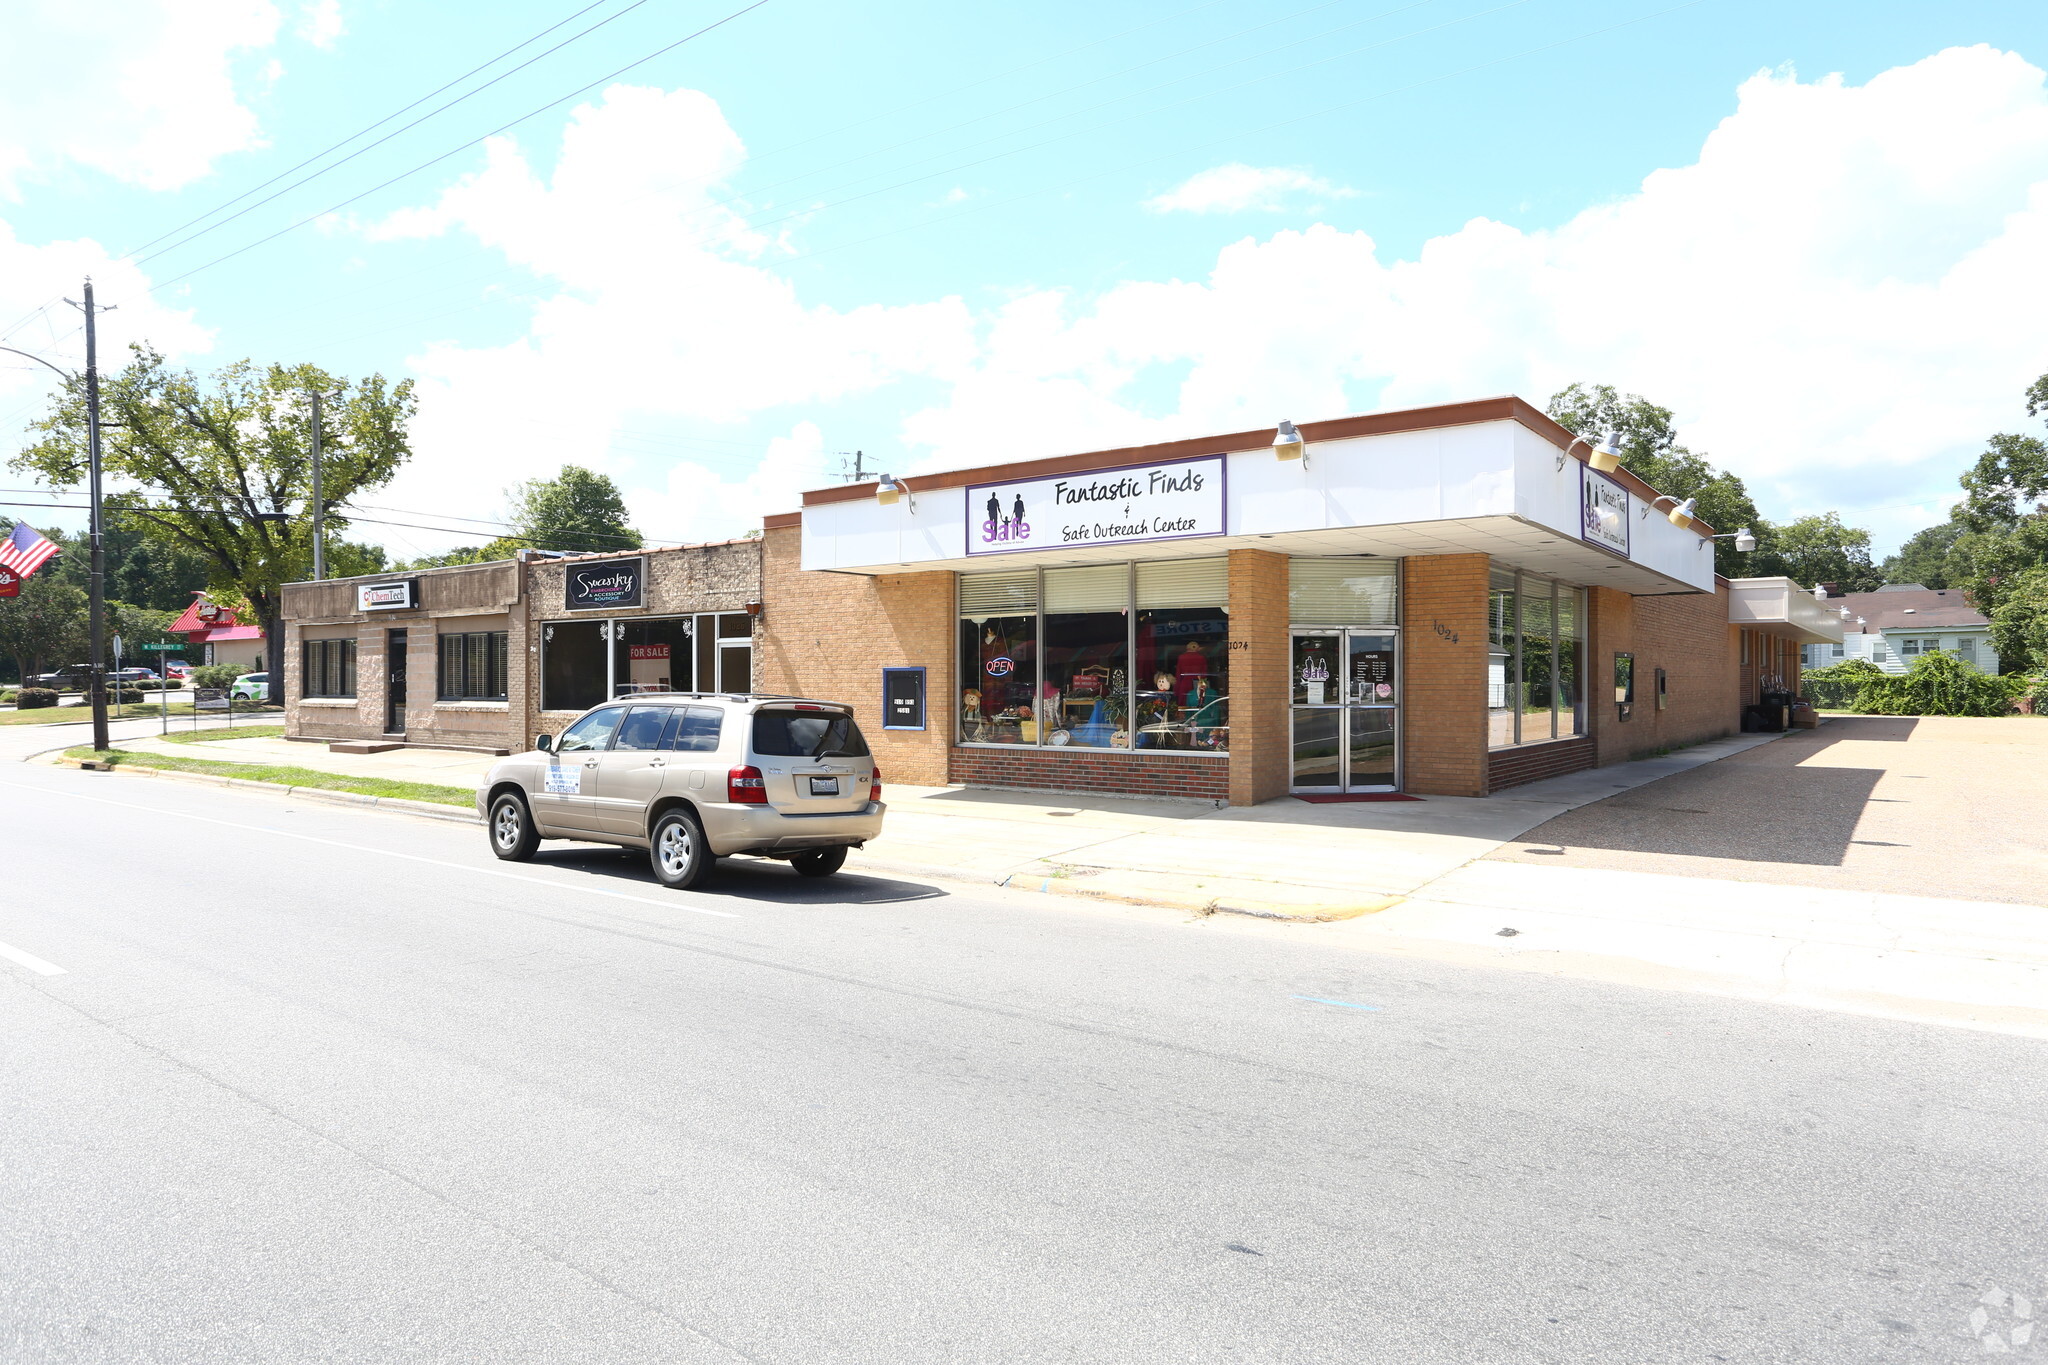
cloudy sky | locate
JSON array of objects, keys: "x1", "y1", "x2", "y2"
[{"x1": 2, "y1": 0, "x2": 2044, "y2": 559}]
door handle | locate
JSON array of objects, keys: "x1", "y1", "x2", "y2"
[{"x1": 648, "y1": 758, "x2": 667, "y2": 768}]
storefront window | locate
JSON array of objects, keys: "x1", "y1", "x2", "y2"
[
  {"x1": 1488, "y1": 569, "x2": 1517, "y2": 747},
  {"x1": 1489, "y1": 569, "x2": 1586, "y2": 748},
  {"x1": 1044, "y1": 566, "x2": 1128, "y2": 749},
  {"x1": 302, "y1": 638, "x2": 356, "y2": 698},
  {"x1": 614, "y1": 617, "x2": 695, "y2": 698},
  {"x1": 958, "y1": 560, "x2": 1229, "y2": 751},
  {"x1": 542, "y1": 620, "x2": 607, "y2": 713},
  {"x1": 438, "y1": 630, "x2": 508, "y2": 701}
]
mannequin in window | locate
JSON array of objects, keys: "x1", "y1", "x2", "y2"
[{"x1": 1175, "y1": 641, "x2": 1209, "y2": 695}]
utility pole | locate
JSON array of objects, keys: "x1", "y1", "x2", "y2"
[
  {"x1": 836, "y1": 450, "x2": 870, "y2": 483},
  {"x1": 309, "y1": 389, "x2": 327, "y2": 581},
  {"x1": 68, "y1": 278, "x2": 113, "y2": 753}
]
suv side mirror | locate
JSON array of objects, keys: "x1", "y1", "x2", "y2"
[{"x1": 535, "y1": 732, "x2": 553, "y2": 753}]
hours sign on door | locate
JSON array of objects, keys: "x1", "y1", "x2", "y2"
[{"x1": 966, "y1": 455, "x2": 1225, "y2": 556}]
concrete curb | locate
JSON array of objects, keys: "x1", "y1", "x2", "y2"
[{"x1": 55, "y1": 756, "x2": 481, "y2": 824}]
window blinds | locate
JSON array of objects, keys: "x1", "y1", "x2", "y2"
[
  {"x1": 1045, "y1": 564, "x2": 1129, "y2": 613},
  {"x1": 1288, "y1": 558, "x2": 1397, "y2": 625},
  {"x1": 1136, "y1": 558, "x2": 1226, "y2": 609},
  {"x1": 958, "y1": 569, "x2": 1038, "y2": 615}
]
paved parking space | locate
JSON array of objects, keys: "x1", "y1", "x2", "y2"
[{"x1": 1490, "y1": 715, "x2": 2048, "y2": 905}]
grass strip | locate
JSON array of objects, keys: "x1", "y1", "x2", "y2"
[
  {"x1": 156, "y1": 725, "x2": 287, "y2": 745},
  {"x1": 67, "y1": 745, "x2": 475, "y2": 808}
]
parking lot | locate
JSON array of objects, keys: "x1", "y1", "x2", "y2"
[{"x1": 1490, "y1": 715, "x2": 2048, "y2": 905}]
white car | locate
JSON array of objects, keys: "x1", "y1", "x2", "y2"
[
  {"x1": 477, "y1": 693, "x2": 885, "y2": 889},
  {"x1": 228, "y1": 672, "x2": 269, "y2": 702}
]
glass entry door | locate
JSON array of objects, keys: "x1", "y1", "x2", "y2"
[{"x1": 1291, "y1": 629, "x2": 1398, "y2": 792}]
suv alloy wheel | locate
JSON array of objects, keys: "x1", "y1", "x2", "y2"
[
  {"x1": 489, "y1": 793, "x2": 539, "y2": 862},
  {"x1": 650, "y1": 808, "x2": 715, "y2": 889}
]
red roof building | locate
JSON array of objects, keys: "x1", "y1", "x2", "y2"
[{"x1": 168, "y1": 593, "x2": 266, "y2": 668}]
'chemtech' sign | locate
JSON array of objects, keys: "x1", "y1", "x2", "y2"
[
  {"x1": 564, "y1": 557, "x2": 645, "y2": 611},
  {"x1": 965, "y1": 455, "x2": 1226, "y2": 556},
  {"x1": 357, "y1": 579, "x2": 420, "y2": 611}
]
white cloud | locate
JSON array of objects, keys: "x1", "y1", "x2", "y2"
[
  {"x1": 0, "y1": 0, "x2": 281, "y2": 196},
  {"x1": 297, "y1": 0, "x2": 344, "y2": 49},
  {"x1": 374, "y1": 47, "x2": 2048, "y2": 559},
  {"x1": 909, "y1": 47, "x2": 2048, "y2": 551},
  {"x1": 1144, "y1": 163, "x2": 1357, "y2": 214},
  {"x1": 374, "y1": 86, "x2": 974, "y2": 545}
]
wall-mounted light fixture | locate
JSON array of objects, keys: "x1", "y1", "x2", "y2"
[
  {"x1": 745, "y1": 600, "x2": 764, "y2": 622},
  {"x1": 876, "y1": 474, "x2": 916, "y2": 512},
  {"x1": 1273, "y1": 419, "x2": 1307, "y2": 467},
  {"x1": 1665, "y1": 497, "x2": 1698, "y2": 529},
  {"x1": 1587, "y1": 432, "x2": 1624, "y2": 473},
  {"x1": 1699, "y1": 526, "x2": 1758, "y2": 553}
]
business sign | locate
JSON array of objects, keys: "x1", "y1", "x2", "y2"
[
  {"x1": 966, "y1": 454, "x2": 1225, "y2": 556},
  {"x1": 544, "y1": 765, "x2": 582, "y2": 794},
  {"x1": 1580, "y1": 466, "x2": 1630, "y2": 557},
  {"x1": 628, "y1": 644, "x2": 670, "y2": 660},
  {"x1": 194, "y1": 687, "x2": 229, "y2": 711},
  {"x1": 882, "y1": 666, "x2": 926, "y2": 731},
  {"x1": 357, "y1": 579, "x2": 420, "y2": 612},
  {"x1": 564, "y1": 557, "x2": 644, "y2": 611},
  {"x1": 0, "y1": 564, "x2": 17, "y2": 598}
]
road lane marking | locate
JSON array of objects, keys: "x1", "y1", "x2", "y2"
[
  {"x1": 0, "y1": 938, "x2": 67, "y2": 976},
  {"x1": 1291, "y1": 994, "x2": 1381, "y2": 1011},
  {"x1": 0, "y1": 779, "x2": 739, "y2": 919}
]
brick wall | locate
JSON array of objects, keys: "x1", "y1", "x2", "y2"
[
  {"x1": 1227, "y1": 549, "x2": 1289, "y2": 805},
  {"x1": 950, "y1": 747, "x2": 1228, "y2": 801},
  {"x1": 1590, "y1": 583, "x2": 1737, "y2": 764},
  {"x1": 1402, "y1": 554, "x2": 1490, "y2": 797},
  {"x1": 1488, "y1": 736, "x2": 1594, "y2": 792},
  {"x1": 753, "y1": 525, "x2": 954, "y2": 786}
]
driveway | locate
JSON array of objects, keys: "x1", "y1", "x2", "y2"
[{"x1": 1490, "y1": 715, "x2": 2048, "y2": 905}]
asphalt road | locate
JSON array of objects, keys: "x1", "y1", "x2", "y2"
[{"x1": 3, "y1": 759, "x2": 2045, "y2": 1364}]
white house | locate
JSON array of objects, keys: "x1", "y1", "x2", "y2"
[{"x1": 1802, "y1": 584, "x2": 2001, "y2": 674}]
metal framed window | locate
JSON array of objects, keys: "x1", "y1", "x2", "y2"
[
  {"x1": 438, "y1": 631, "x2": 508, "y2": 700},
  {"x1": 301, "y1": 638, "x2": 356, "y2": 698}
]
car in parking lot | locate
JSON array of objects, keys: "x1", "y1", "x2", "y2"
[
  {"x1": 108, "y1": 667, "x2": 158, "y2": 683},
  {"x1": 228, "y1": 672, "x2": 269, "y2": 701},
  {"x1": 477, "y1": 693, "x2": 885, "y2": 888},
  {"x1": 34, "y1": 664, "x2": 94, "y2": 691}
]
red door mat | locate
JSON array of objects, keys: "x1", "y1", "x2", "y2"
[{"x1": 1292, "y1": 792, "x2": 1424, "y2": 803}]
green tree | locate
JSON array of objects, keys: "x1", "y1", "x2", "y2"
[
  {"x1": 0, "y1": 573, "x2": 87, "y2": 686},
  {"x1": 507, "y1": 465, "x2": 641, "y2": 554},
  {"x1": 1878, "y1": 518, "x2": 1965, "y2": 589},
  {"x1": 11, "y1": 345, "x2": 415, "y2": 685},
  {"x1": 1749, "y1": 512, "x2": 1883, "y2": 593},
  {"x1": 106, "y1": 601, "x2": 180, "y2": 669},
  {"x1": 1983, "y1": 564, "x2": 2048, "y2": 671},
  {"x1": 1546, "y1": 383, "x2": 1770, "y2": 578}
]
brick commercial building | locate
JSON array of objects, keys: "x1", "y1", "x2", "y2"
[
  {"x1": 763, "y1": 397, "x2": 1842, "y2": 803},
  {"x1": 281, "y1": 541, "x2": 761, "y2": 753}
]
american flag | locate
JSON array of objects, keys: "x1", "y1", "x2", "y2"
[{"x1": 0, "y1": 522, "x2": 60, "y2": 579}]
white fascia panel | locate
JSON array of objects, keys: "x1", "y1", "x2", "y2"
[
  {"x1": 1435, "y1": 421, "x2": 1517, "y2": 519},
  {"x1": 1229, "y1": 442, "x2": 1325, "y2": 534},
  {"x1": 1511, "y1": 422, "x2": 1582, "y2": 539}
]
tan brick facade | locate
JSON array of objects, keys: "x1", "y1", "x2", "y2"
[
  {"x1": 753, "y1": 525, "x2": 954, "y2": 787},
  {"x1": 1400, "y1": 554, "x2": 1491, "y2": 797},
  {"x1": 1588, "y1": 581, "x2": 1740, "y2": 765},
  {"x1": 1226, "y1": 549, "x2": 1290, "y2": 805}
]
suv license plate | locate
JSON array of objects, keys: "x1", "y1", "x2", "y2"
[{"x1": 809, "y1": 777, "x2": 840, "y2": 796}]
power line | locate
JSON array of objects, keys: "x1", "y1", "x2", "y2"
[
  {"x1": 145, "y1": 0, "x2": 773, "y2": 295},
  {"x1": 119, "y1": 0, "x2": 631, "y2": 261},
  {"x1": 132, "y1": 0, "x2": 669, "y2": 268}
]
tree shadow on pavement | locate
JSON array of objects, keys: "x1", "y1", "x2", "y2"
[{"x1": 1510, "y1": 721, "x2": 1911, "y2": 867}]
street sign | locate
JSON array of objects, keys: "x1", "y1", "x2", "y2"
[{"x1": 142, "y1": 642, "x2": 182, "y2": 651}]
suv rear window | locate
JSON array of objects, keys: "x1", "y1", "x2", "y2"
[{"x1": 751, "y1": 710, "x2": 869, "y2": 758}]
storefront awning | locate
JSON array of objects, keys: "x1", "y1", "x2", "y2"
[
  {"x1": 1727, "y1": 577, "x2": 1846, "y2": 644},
  {"x1": 796, "y1": 401, "x2": 1719, "y2": 597}
]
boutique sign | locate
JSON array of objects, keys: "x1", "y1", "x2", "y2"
[
  {"x1": 564, "y1": 556, "x2": 645, "y2": 611},
  {"x1": 965, "y1": 454, "x2": 1225, "y2": 556},
  {"x1": 1580, "y1": 466, "x2": 1630, "y2": 557}
]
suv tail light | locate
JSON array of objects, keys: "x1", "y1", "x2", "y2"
[
  {"x1": 727, "y1": 765, "x2": 767, "y2": 804},
  {"x1": 870, "y1": 763, "x2": 882, "y2": 804}
]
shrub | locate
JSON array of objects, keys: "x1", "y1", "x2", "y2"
[
  {"x1": 109, "y1": 687, "x2": 145, "y2": 704},
  {"x1": 2013, "y1": 672, "x2": 2048, "y2": 715},
  {"x1": 190, "y1": 663, "x2": 248, "y2": 690},
  {"x1": 1801, "y1": 658, "x2": 1885, "y2": 709},
  {"x1": 15, "y1": 687, "x2": 59, "y2": 710},
  {"x1": 1854, "y1": 651, "x2": 2016, "y2": 717}
]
